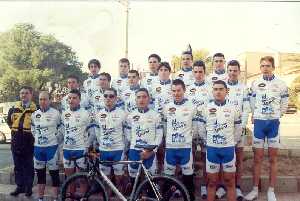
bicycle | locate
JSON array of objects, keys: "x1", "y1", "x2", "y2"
[{"x1": 60, "y1": 145, "x2": 190, "y2": 201}]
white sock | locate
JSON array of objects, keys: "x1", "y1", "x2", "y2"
[
  {"x1": 268, "y1": 187, "x2": 274, "y2": 192},
  {"x1": 253, "y1": 186, "x2": 258, "y2": 192}
]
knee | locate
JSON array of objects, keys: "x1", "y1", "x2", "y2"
[
  {"x1": 223, "y1": 177, "x2": 235, "y2": 188},
  {"x1": 36, "y1": 168, "x2": 46, "y2": 184},
  {"x1": 269, "y1": 156, "x2": 277, "y2": 164},
  {"x1": 254, "y1": 153, "x2": 263, "y2": 163},
  {"x1": 207, "y1": 177, "x2": 218, "y2": 187},
  {"x1": 49, "y1": 170, "x2": 60, "y2": 187}
]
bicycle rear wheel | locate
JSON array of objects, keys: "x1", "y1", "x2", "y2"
[
  {"x1": 61, "y1": 172, "x2": 108, "y2": 201},
  {"x1": 133, "y1": 175, "x2": 190, "y2": 201}
]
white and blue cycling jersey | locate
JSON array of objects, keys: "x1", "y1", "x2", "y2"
[
  {"x1": 83, "y1": 74, "x2": 101, "y2": 98},
  {"x1": 141, "y1": 73, "x2": 159, "y2": 92},
  {"x1": 31, "y1": 107, "x2": 61, "y2": 147},
  {"x1": 250, "y1": 75, "x2": 289, "y2": 120},
  {"x1": 149, "y1": 79, "x2": 173, "y2": 114},
  {"x1": 111, "y1": 75, "x2": 129, "y2": 97},
  {"x1": 207, "y1": 69, "x2": 228, "y2": 85},
  {"x1": 162, "y1": 98, "x2": 198, "y2": 149},
  {"x1": 92, "y1": 106, "x2": 127, "y2": 151},
  {"x1": 176, "y1": 67, "x2": 194, "y2": 87},
  {"x1": 227, "y1": 80, "x2": 251, "y2": 128},
  {"x1": 186, "y1": 81, "x2": 213, "y2": 107},
  {"x1": 61, "y1": 90, "x2": 91, "y2": 112},
  {"x1": 197, "y1": 100, "x2": 242, "y2": 148},
  {"x1": 120, "y1": 85, "x2": 140, "y2": 113},
  {"x1": 61, "y1": 106, "x2": 95, "y2": 150},
  {"x1": 125, "y1": 108, "x2": 163, "y2": 150}
]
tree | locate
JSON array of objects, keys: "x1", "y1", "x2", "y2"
[
  {"x1": 171, "y1": 49, "x2": 213, "y2": 75},
  {"x1": 0, "y1": 23, "x2": 87, "y2": 102}
]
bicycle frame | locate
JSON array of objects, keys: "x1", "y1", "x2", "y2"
[{"x1": 86, "y1": 159, "x2": 163, "y2": 201}]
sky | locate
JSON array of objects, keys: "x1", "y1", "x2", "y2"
[{"x1": 0, "y1": 1, "x2": 300, "y2": 76}]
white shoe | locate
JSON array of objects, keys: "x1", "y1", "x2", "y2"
[
  {"x1": 267, "y1": 190, "x2": 277, "y2": 201},
  {"x1": 216, "y1": 186, "x2": 226, "y2": 199},
  {"x1": 200, "y1": 185, "x2": 207, "y2": 199},
  {"x1": 236, "y1": 187, "x2": 244, "y2": 201},
  {"x1": 244, "y1": 189, "x2": 258, "y2": 201}
]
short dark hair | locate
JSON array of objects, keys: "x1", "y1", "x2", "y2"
[
  {"x1": 193, "y1": 60, "x2": 206, "y2": 72},
  {"x1": 182, "y1": 51, "x2": 193, "y2": 60},
  {"x1": 119, "y1": 58, "x2": 130, "y2": 66},
  {"x1": 99, "y1": 72, "x2": 111, "y2": 82},
  {"x1": 128, "y1": 69, "x2": 139, "y2": 77},
  {"x1": 172, "y1": 79, "x2": 186, "y2": 91},
  {"x1": 260, "y1": 56, "x2": 275, "y2": 68},
  {"x1": 135, "y1": 88, "x2": 150, "y2": 97},
  {"x1": 213, "y1": 53, "x2": 225, "y2": 59},
  {"x1": 20, "y1": 86, "x2": 33, "y2": 94},
  {"x1": 148, "y1": 54, "x2": 161, "y2": 63},
  {"x1": 67, "y1": 75, "x2": 79, "y2": 82},
  {"x1": 104, "y1": 87, "x2": 118, "y2": 96},
  {"x1": 158, "y1": 62, "x2": 171, "y2": 72},
  {"x1": 69, "y1": 89, "x2": 81, "y2": 99},
  {"x1": 88, "y1": 59, "x2": 101, "y2": 69},
  {"x1": 227, "y1": 60, "x2": 240, "y2": 70},
  {"x1": 213, "y1": 80, "x2": 228, "y2": 89}
]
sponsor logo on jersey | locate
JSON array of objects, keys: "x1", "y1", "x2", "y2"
[
  {"x1": 100, "y1": 114, "x2": 107, "y2": 118},
  {"x1": 178, "y1": 73, "x2": 184, "y2": 77},
  {"x1": 156, "y1": 87, "x2": 161, "y2": 92},
  {"x1": 95, "y1": 96, "x2": 101, "y2": 100},
  {"x1": 36, "y1": 114, "x2": 41, "y2": 118},
  {"x1": 212, "y1": 77, "x2": 218, "y2": 81},
  {"x1": 190, "y1": 88, "x2": 196, "y2": 93},
  {"x1": 168, "y1": 107, "x2": 176, "y2": 113},
  {"x1": 65, "y1": 113, "x2": 71, "y2": 118},
  {"x1": 117, "y1": 80, "x2": 122, "y2": 84},
  {"x1": 125, "y1": 93, "x2": 131, "y2": 97},
  {"x1": 209, "y1": 108, "x2": 217, "y2": 114},
  {"x1": 258, "y1": 83, "x2": 266, "y2": 87},
  {"x1": 87, "y1": 80, "x2": 92, "y2": 85},
  {"x1": 133, "y1": 115, "x2": 140, "y2": 121},
  {"x1": 147, "y1": 79, "x2": 152, "y2": 84}
]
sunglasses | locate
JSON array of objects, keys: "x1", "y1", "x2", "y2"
[{"x1": 104, "y1": 94, "x2": 116, "y2": 99}]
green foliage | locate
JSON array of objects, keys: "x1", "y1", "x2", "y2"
[
  {"x1": 171, "y1": 49, "x2": 213, "y2": 74},
  {"x1": 0, "y1": 23, "x2": 87, "y2": 102}
]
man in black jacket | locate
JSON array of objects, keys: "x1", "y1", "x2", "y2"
[{"x1": 7, "y1": 86, "x2": 37, "y2": 197}]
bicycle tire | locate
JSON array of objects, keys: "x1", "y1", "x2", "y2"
[
  {"x1": 133, "y1": 175, "x2": 190, "y2": 201},
  {"x1": 61, "y1": 172, "x2": 108, "y2": 201}
]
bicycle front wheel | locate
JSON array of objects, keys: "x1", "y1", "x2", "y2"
[
  {"x1": 61, "y1": 172, "x2": 108, "y2": 201},
  {"x1": 133, "y1": 175, "x2": 190, "y2": 201}
]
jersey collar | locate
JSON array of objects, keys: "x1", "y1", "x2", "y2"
[
  {"x1": 174, "y1": 98, "x2": 188, "y2": 105},
  {"x1": 160, "y1": 79, "x2": 171, "y2": 85},
  {"x1": 215, "y1": 69, "x2": 226, "y2": 75},
  {"x1": 194, "y1": 81, "x2": 205, "y2": 86},
  {"x1": 227, "y1": 80, "x2": 238, "y2": 86},
  {"x1": 138, "y1": 107, "x2": 149, "y2": 113},
  {"x1": 70, "y1": 105, "x2": 80, "y2": 111},
  {"x1": 182, "y1": 67, "x2": 192, "y2": 72},
  {"x1": 120, "y1": 74, "x2": 128, "y2": 79},
  {"x1": 263, "y1": 74, "x2": 275, "y2": 81},
  {"x1": 150, "y1": 72, "x2": 158, "y2": 76},
  {"x1": 214, "y1": 100, "x2": 226, "y2": 106},
  {"x1": 130, "y1": 85, "x2": 140, "y2": 91},
  {"x1": 40, "y1": 106, "x2": 50, "y2": 113},
  {"x1": 105, "y1": 105, "x2": 117, "y2": 112},
  {"x1": 89, "y1": 74, "x2": 100, "y2": 79}
]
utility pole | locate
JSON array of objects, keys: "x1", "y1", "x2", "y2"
[{"x1": 118, "y1": 0, "x2": 129, "y2": 58}]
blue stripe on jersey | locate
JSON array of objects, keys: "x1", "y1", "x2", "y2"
[
  {"x1": 281, "y1": 94, "x2": 289, "y2": 98},
  {"x1": 243, "y1": 97, "x2": 250, "y2": 101},
  {"x1": 252, "y1": 93, "x2": 256, "y2": 97}
]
